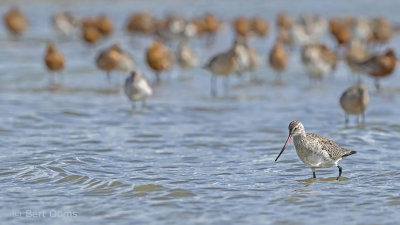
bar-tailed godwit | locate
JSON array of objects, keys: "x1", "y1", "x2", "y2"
[
  {"x1": 234, "y1": 17, "x2": 251, "y2": 38},
  {"x1": 301, "y1": 43, "x2": 337, "y2": 80},
  {"x1": 124, "y1": 69, "x2": 153, "y2": 108},
  {"x1": 340, "y1": 83, "x2": 369, "y2": 124},
  {"x1": 177, "y1": 42, "x2": 198, "y2": 70},
  {"x1": 126, "y1": 12, "x2": 156, "y2": 35},
  {"x1": 356, "y1": 48, "x2": 396, "y2": 90},
  {"x1": 96, "y1": 44, "x2": 120, "y2": 80},
  {"x1": 269, "y1": 40, "x2": 287, "y2": 80},
  {"x1": 82, "y1": 18, "x2": 102, "y2": 45},
  {"x1": 251, "y1": 16, "x2": 269, "y2": 37},
  {"x1": 4, "y1": 7, "x2": 28, "y2": 36},
  {"x1": 275, "y1": 120, "x2": 356, "y2": 180},
  {"x1": 52, "y1": 11, "x2": 80, "y2": 36},
  {"x1": 96, "y1": 14, "x2": 113, "y2": 38},
  {"x1": 204, "y1": 40, "x2": 243, "y2": 96},
  {"x1": 345, "y1": 40, "x2": 368, "y2": 80},
  {"x1": 146, "y1": 39, "x2": 173, "y2": 82},
  {"x1": 329, "y1": 18, "x2": 351, "y2": 46},
  {"x1": 44, "y1": 42, "x2": 65, "y2": 86}
]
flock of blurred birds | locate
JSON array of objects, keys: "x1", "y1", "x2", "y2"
[{"x1": 3, "y1": 6, "x2": 400, "y2": 123}]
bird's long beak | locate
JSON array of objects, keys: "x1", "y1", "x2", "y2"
[{"x1": 275, "y1": 134, "x2": 292, "y2": 161}]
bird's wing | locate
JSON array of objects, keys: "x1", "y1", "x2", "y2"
[
  {"x1": 307, "y1": 133, "x2": 351, "y2": 160},
  {"x1": 355, "y1": 55, "x2": 382, "y2": 74}
]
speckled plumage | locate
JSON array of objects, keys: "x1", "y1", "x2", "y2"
[
  {"x1": 302, "y1": 133, "x2": 354, "y2": 161},
  {"x1": 277, "y1": 120, "x2": 356, "y2": 179}
]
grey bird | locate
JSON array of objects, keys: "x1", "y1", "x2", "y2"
[
  {"x1": 124, "y1": 69, "x2": 153, "y2": 108},
  {"x1": 340, "y1": 83, "x2": 369, "y2": 124}
]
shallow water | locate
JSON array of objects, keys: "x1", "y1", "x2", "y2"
[{"x1": 1, "y1": 0, "x2": 400, "y2": 224}]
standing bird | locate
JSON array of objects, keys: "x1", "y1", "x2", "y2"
[
  {"x1": 204, "y1": 42, "x2": 241, "y2": 96},
  {"x1": 275, "y1": 120, "x2": 357, "y2": 180},
  {"x1": 251, "y1": 16, "x2": 269, "y2": 37},
  {"x1": 234, "y1": 17, "x2": 251, "y2": 38},
  {"x1": 44, "y1": 42, "x2": 65, "y2": 86},
  {"x1": 110, "y1": 44, "x2": 135, "y2": 73},
  {"x1": 269, "y1": 40, "x2": 288, "y2": 80},
  {"x1": 202, "y1": 13, "x2": 221, "y2": 42},
  {"x1": 4, "y1": 7, "x2": 28, "y2": 36},
  {"x1": 177, "y1": 42, "x2": 198, "y2": 70},
  {"x1": 329, "y1": 19, "x2": 351, "y2": 47},
  {"x1": 276, "y1": 12, "x2": 292, "y2": 29},
  {"x1": 146, "y1": 39, "x2": 173, "y2": 82},
  {"x1": 81, "y1": 19, "x2": 102, "y2": 45},
  {"x1": 356, "y1": 49, "x2": 396, "y2": 90},
  {"x1": 345, "y1": 40, "x2": 368, "y2": 81},
  {"x1": 52, "y1": 11, "x2": 80, "y2": 36},
  {"x1": 96, "y1": 14, "x2": 113, "y2": 37},
  {"x1": 301, "y1": 43, "x2": 337, "y2": 80},
  {"x1": 124, "y1": 69, "x2": 153, "y2": 108},
  {"x1": 96, "y1": 45, "x2": 120, "y2": 81},
  {"x1": 368, "y1": 17, "x2": 394, "y2": 44},
  {"x1": 340, "y1": 83, "x2": 370, "y2": 124},
  {"x1": 126, "y1": 11, "x2": 156, "y2": 35}
]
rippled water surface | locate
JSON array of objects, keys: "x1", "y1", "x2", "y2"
[{"x1": 1, "y1": 0, "x2": 400, "y2": 224}]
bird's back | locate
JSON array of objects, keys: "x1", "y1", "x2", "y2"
[{"x1": 306, "y1": 133, "x2": 356, "y2": 160}]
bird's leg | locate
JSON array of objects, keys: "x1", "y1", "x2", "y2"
[
  {"x1": 275, "y1": 72, "x2": 282, "y2": 84},
  {"x1": 49, "y1": 72, "x2": 55, "y2": 87},
  {"x1": 345, "y1": 114, "x2": 349, "y2": 125},
  {"x1": 362, "y1": 112, "x2": 366, "y2": 124},
  {"x1": 223, "y1": 76, "x2": 229, "y2": 96},
  {"x1": 106, "y1": 71, "x2": 111, "y2": 83},
  {"x1": 58, "y1": 71, "x2": 64, "y2": 84},
  {"x1": 211, "y1": 75, "x2": 217, "y2": 97},
  {"x1": 312, "y1": 168, "x2": 316, "y2": 178},
  {"x1": 142, "y1": 100, "x2": 146, "y2": 108},
  {"x1": 336, "y1": 165, "x2": 342, "y2": 180},
  {"x1": 132, "y1": 102, "x2": 136, "y2": 110},
  {"x1": 374, "y1": 78, "x2": 380, "y2": 91},
  {"x1": 156, "y1": 72, "x2": 161, "y2": 83}
]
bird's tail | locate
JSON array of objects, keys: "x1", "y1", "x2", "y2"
[{"x1": 343, "y1": 150, "x2": 357, "y2": 157}]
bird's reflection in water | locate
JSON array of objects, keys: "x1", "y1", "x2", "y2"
[{"x1": 297, "y1": 176, "x2": 349, "y2": 186}]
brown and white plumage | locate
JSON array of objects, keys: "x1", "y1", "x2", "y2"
[
  {"x1": 356, "y1": 49, "x2": 396, "y2": 90},
  {"x1": 301, "y1": 43, "x2": 337, "y2": 79},
  {"x1": 96, "y1": 45, "x2": 120, "y2": 79},
  {"x1": 53, "y1": 11, "x2": 80, "y2": 36},
  {"x1": 177, "y1": 42, "x2": 198, "y2": 69},
  {"x1": 276, "y1": 120, "x2": 356, "y2": 179},
  {"x1": 110, "y1": 44, "x2": 135, "y2": 72},
  {"x1": 345, "y1": 40, "x2": 368, "y2": 76}
]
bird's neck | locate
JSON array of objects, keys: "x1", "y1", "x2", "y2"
[{"x1": 293, "y1": 132, "x2": 307, "y2": 143}]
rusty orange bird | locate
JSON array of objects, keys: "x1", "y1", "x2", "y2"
[{"x1": 44, "y1": 42, "x2": 65, "y2": 86}]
